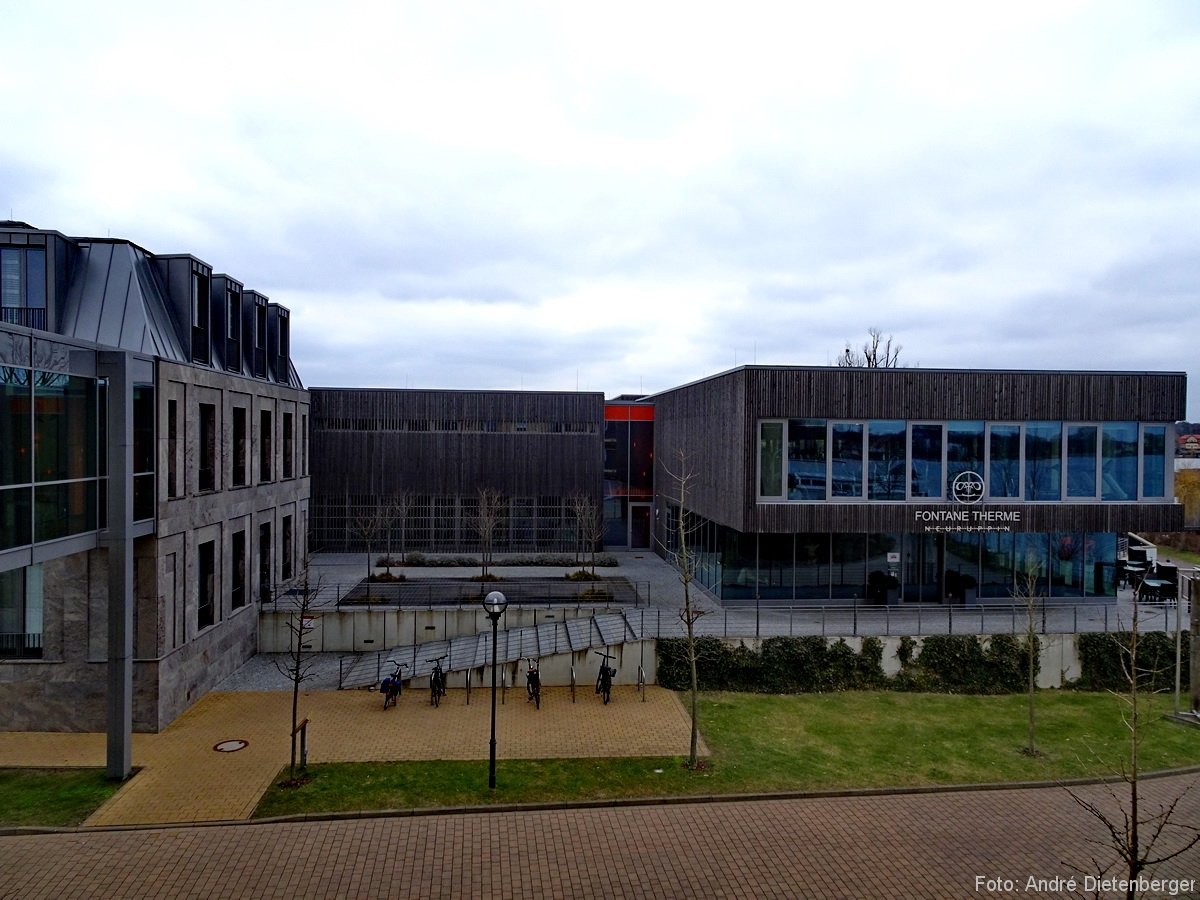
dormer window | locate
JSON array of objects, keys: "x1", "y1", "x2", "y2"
[{"x1": 191, "y1": 269, "x2": 211, "y2": 365}]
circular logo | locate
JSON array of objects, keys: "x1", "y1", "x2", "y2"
[{"x1": 951, "y1": 471, "x2": 985, "y2": 504}]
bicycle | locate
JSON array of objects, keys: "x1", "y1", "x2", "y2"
[
  {"x1": 429, "y1": 655, "x2": 448, "y2": 707},
  {"x1": 525, "y1": 657, "x2": 541, "y2": 709},
  {"x1": 595, "y1": 650, "x2": 616, "y2": 705},
  {"x1": 380, "y1": 660, "x2": 408, "y2": 710}
]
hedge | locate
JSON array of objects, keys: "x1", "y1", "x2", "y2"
[{"x1": 1076, "y1": 631, "x2": 1191, "y2": 693}]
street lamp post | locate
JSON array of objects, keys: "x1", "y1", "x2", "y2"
[{"x1": 482, "y1": 590, "x2": 508, "y2": 790}]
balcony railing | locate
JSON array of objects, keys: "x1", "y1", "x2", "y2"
[
  {"x1": 0, "y1": 632, "x2": 43, "y2": 659},
  {"x1": 0, "y1": 307, "x2": 47, "y2": 330}
]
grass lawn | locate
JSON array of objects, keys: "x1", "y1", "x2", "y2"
[
  {"x1": 0, "y1": 769, "x2": 124, "y2": 828},
  {"x1": 1157, "y1": 542, "x2": 1200, "y2": 568},
  {"x1": 253, "y1": 691, "x2": 1200, "y2": 819}
]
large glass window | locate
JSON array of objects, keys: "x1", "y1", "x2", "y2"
[
  {"x1": 1, "y1": 367, "x2": 31, "y2": 486},
  {"x1": 867, "y1": 420, "x2": 906, "y2": 500},
  {"x1": 831, "y1": 423, "x2": 864, "y2": 498},
  {"x1": 1025, "y1": 422, "x2": 1062, "y2": 501},
  {"x1": 34, "y1": 480, "x2": 96, "y2": 541},
  {"x1": 787, "y1": 419, "x2": 826, "y2": 500},
  {"x1": 0, "y1": 487, "x2": 31, "y2": 550},
  {"x1": 988, "y1": 425, "x2": 1021, "y2": 498},
  {"x1": 1066, "y1": 425, "x2": 1098, "y2": 498},
  {"x1": 35, "y1": 373, "x2": 96, "y2": 482},
  {"x1": 1102, "y1": 422, "x2": 1138, "y2": 500},
  {"x1": 1142, "y1": 426, "x2": 1166, "y2": 498},
  {"x1": 758, "y1": 421, "x2": 783, "y2": 498},
  {"x1": 946, "y1": 421, "x2": 984, "y2": 495},
  {"x1": 260, "y1": 409, "x2": 273, "y2": 482},
  {"x1": 910, "y1": 423, "x2": 942, "y2": 499},
  {"x1": 232, "y1": 529, "x2": 247, "y2": 610},
  {"x1": 283, "y1": 412, "x2": 294, "y2": 479}
]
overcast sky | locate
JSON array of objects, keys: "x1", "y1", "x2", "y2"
[{"x1": 4, "y1": 1, "x2": 1199, "y2": 417}]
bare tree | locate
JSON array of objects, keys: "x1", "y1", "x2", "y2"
[
  {"x1": 568, "y1": 492, "x2": 604, "y2": 577},
  {"x1": 1013, "y1": 553, "x2": 1043, "y2": 757},
  {"x1": 471, "y1": 487, "x2": 505, "y2": 581},
  {"x1": 350, "y1": 500, "x2": 387, "y2": 600},
  {"x1": 1065, "y1": 596, "x2": 1200, "y2": 896},
  {"x1": 836, "y1": 327, "x2": 902, "y2": 368},
  {"x1": 272, "y1": 555, "x2": 321, "y2": 785},
  {"x1": 658, "y1": 449, "x2": 707, "y2": 770},
  {"x1": 382, "y1": 489, "x2": 415, "y2": 572}
]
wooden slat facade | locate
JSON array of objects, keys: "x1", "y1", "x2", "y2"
[
  {"x1": 309, "y1": 388, "x2": 605, "y2": 551},
  {"x1": 653, "y1": 366, "x2": 1187, "y2": 535}
]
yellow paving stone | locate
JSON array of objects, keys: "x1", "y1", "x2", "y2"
[{"x1": 4, "y1": 685, "x2": 702, "y2": 827}]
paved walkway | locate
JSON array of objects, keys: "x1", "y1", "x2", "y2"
[
  {"x1": 0, "y1": 685, "x2": 700, "y2": 826},
  {"x1": 4, "y1": 774, "x2": 1198, "y2": 898}
]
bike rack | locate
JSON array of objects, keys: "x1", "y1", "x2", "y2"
[
  {"x1": 569, "y1": 664, "x2": 576, "y2": 704},
  {"x1": 501, "y1": 671, "x2": 507, "y2": 705},
  {"x1": 465, "y1": 667, "x2": 472, "y2": 706},
  {"x1": 637, "y1": 664, "x2": 646, "y2": 702}
]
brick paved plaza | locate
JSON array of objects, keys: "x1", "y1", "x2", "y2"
[{"x1": 3, "y1": 773, "x2": 1199, "y2": 899}]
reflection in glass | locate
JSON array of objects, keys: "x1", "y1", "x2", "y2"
[
  {"x1": 0, "y1": 487, "x2": 31, "y2": 550},
  {"x1": 1025, "y1": 422, "x2": 1061, "y2": 501},
  {"x1": 1102, "y1": 422, "x2": 1138, "y2": 500},
  {"x1": 988, "y1": 425, "x2": 1021, "y2": 498},
  {"x1": 1066, "y1": 425, "x2": 1097, "y2": 498},
  {"x1": 788, "y1": 419, "x2": 826, "y2": 500},
  {"x1": 759, "y1": 422, "x2": 783, "y2": 498},
  {"x1": 868, "y1": 421, "x2": 906, "y2": 500},
  {"x1": 34, "y1": 481, "x2": 95, "y2": 541},
  {"x1": 831, "y1": 423, "x2": 863, "y2": 498},
  {"x1": 1142, "y1": 426, "x2": 1166, "y2": 498},
  {"x1": 910, "y1": 424, "x2": 942, "y2": 498},
  {"x1": 35, "y1": 373, "x2": 96, "y2": 482},
  {"x1": 1, "y1": 367, "x2": 31, "y2": 486},
  {"x1": 946, "y1": 421, "x2": 984, "y2": 496}
]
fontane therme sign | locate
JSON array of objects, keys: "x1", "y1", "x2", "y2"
[{"x1": 912, "y1": 471, "x2": 1022, "y2": 532}]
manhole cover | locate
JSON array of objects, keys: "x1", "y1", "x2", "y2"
[{"x1": 213, "y1": 740, "x2": 249, "y2": 753}]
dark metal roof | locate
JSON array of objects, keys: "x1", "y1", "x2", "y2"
[{"x1": 59, "y1": 241, "x2": 188, "y2": 361}]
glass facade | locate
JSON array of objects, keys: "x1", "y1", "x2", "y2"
[
  {"x1": 757, "y1": 418, "x2": 1172, "y2": 503},
  {"x1": 670, "y1": 509, "x2": 1121, "y2": 605},
  {"x1": 0, "y1": 368, "x2": 103, "y2": 549}
]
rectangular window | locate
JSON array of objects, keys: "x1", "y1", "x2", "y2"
[
  {"x1": 1, "y1": 366, "x2": 31, "y2": 487},
  {"x1": 787, "y1": 419, "x2": 826, "y2": 500},
  {"x1": 758, "y1": 421, "x2": 783, "y2": 498},
  {"x1": 0, "y1": 486, "x2": 32, "y2": 550},
  {"x1": 909, "y1": 423, "x2": 942, "y2": 499},
  {"x1": 191, "y1": 271, "x2": 211, "y2": 365},
  {"x1": 301, "y1": 414, "x2": 308, "y2": 476},
  {"x1": 1024, "y1": 422, "x2": 1062, "y2": 501},
  {"x1": 831, "y1": 423, "x2": 864, "y2": 498},
  {"x1": 1142, "y1": 426, "x2": 1167, "y2": 499},
  {"x1": 231, "y1": 530, "x2": 247, "y2": 610},
  {"x1": 867, "y1": 420, "x2": 906, "y2": 501},
  {"x1": 1066, "y1": 425, "x2": 1098, "y2": 498},
  {"x1": 0, "y1": 566, "x2": 42, "y2": 659},
  {"x1": 197, "y1": 540, "x2": 215, "y2": 630},
  {"x1": 260, "y1": 409, "x2": 273, "y2": 482},
  {"x1": 0, "y1": 248, "x2": 47, "y2": 329},
  {"x1": 167, "y1": 399, "x2": 179, "y2": 498},
  {"x1": 258, "y1": 522, "x2": 272, "y2": 603},
  {"x1": 199, "y1": 403, "x2": 216, "y2": 492},
  {"x1": 283, "y1": 412, "x2": 294, "y2": 479},
  {"x1": 232, "y1": 407, "x2": 247, "y2": 487},
  {"x1": 35, "y1": 373, "x2": 97, "y2": 482},
  {"x1": 34, "y1": 481, "x2": 96, "y2": 541},
  {"x1": 132, "y1": 385, "x2": 155, "y2": 521},
  {"x1": 946, "y1": 421, "x2": 985, "y2": 496},
  {"x1": 1102, "y1": 423, "x2": 1138, "y2": 501},
  {"x1": 988, "y1": 425, "x2": 1021, "y2": 498},
  {"x1": 281, "y1": 515, "x2": 293, "y2": 580}
]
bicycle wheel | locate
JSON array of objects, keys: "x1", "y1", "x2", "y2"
[
  {"x1": 431, "y1": 676, "x2": 441, "y2": 707},
  {"x1": 533, "y1": 682, "x2": 541, "y2": 710},
  {"x1": 601, "y1": 675, "x2": 611, "y2": 705}
]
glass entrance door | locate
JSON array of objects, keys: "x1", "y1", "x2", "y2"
[{"x1": 630, "y1": 503, "x2": 651, "y2": 550}]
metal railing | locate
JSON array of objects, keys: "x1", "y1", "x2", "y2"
[{"x1": 263, "y1": 579, "x2": 650, "y2": 611}]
